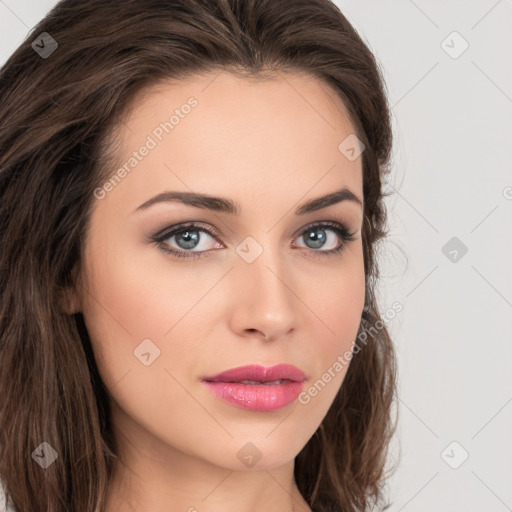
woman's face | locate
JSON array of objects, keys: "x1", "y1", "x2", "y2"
[{"x1": 75, "y1": 70, "x2": 365, "y2": 474}]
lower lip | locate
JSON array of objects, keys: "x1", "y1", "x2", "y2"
[{"x1": 202, "y1": 380, "x2": 305, "y2": 412}]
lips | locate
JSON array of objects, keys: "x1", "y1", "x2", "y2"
[
  {"x1": 201, "y1": 364, "x2": 307, "y2": 412},
  {"x1": 202, "y1": 364, "x2": 307, "y2": 384}
]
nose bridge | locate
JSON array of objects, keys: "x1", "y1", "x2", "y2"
[
  {"x1": 237, "y1": 234, "x2": 292, "y2": 298},
  {"x1": 230, "y1": 233, "x2": 297, "y2": 337}
]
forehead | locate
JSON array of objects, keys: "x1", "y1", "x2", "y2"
[{"x1": 99, "y1": 70, "x2": 363, "y2": 217}]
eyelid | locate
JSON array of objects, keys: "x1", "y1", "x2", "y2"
[
  {"x1": 152, "y1": 220, "x2": 222, "y2": 243},
  {"x1": 152, "y1": 216, "x2": 356, "y2": 241},
  {"x1": 150, "y1": 218, "x2": 357, "y2": 259}
]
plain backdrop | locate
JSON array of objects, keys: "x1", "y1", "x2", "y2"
[{"x1": 1, "y1": 1, "x2": 511, "y2": 511}]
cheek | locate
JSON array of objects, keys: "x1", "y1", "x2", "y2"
[
  {"x1": 79, "y1": 245, "x2": 202, "y2": 442},
  {"x1": 294, "y1": 269, "x2": 364, "y2": 422},
  {"x1": 82, "y1": 233, "x2": 195, "y2": 338},
  {"x1": 308, "y1": 248, "x2": 365, "y2": 343},
  {"x1": 80, "y1": 233, "x2": 217, "y2": 399},
  {"x1": 300, "y1": 249, "x2": 365, "y2": 394},
  {"x1": 80, "y1": 235, "x2": 169, "y2": 385}
]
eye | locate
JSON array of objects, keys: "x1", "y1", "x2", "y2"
[
  {"x1": 292, "y1": 221, "x2": 357, "y2": 257},
  {"x1": 150, "y1": 220, "x2": 357, "y2": 260},
  {"x1": 151, "y1": 222, "x2": 222, "y2": 260}
]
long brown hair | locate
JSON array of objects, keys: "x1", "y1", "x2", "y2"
[{"x1": 0, "y1": 1, "x2": 398, "y2": 511}]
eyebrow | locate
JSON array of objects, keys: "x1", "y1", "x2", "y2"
[{"x1": 133, "y1": 187, "x2": 363, "y2": 216}]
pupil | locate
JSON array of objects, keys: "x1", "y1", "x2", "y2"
[
  {"x1": 177, "y1": 230, "x2": 199, "y2": 249},
  {"x1": 174, "y1": 228, "x2": 328, "y2": 251},
  {"x1": 306, "y1": 228, "x2": 326, "y2": 249}
]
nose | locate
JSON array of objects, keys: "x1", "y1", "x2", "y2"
[{"x1": 228, "y1": 244, "x2": 298, "y2": 341}]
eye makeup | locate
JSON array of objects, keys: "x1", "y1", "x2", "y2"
[{"x1": 148, "y1": 219, "x2": 358, "y2": 261}]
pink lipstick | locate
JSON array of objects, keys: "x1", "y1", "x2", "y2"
[{"x1": 201, "y1": 364, "x2": 307, "y2": 412}]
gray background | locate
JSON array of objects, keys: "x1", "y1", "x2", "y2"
[{"x1": 1, "y1": 1, "x2": 511, "y2": 511}]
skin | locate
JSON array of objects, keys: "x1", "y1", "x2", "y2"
[{"x1": 67, "y1": 70, "x2": 365, "y2": 512}]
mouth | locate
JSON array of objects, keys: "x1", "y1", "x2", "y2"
[
  {"x1": 228, "y1": 379, "x2": 289, "y2": 385},
  {"x1": 201, "y1": 364, "x2": 307, "y2": 412},
  {"x1": 202, "y1": 363, "x2": 307, "y2": 384}
]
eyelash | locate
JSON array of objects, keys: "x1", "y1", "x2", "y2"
[{"x1": 151, "y1": 221, "x2": 357, "y2": 260}]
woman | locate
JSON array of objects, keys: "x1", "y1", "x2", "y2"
[{"x1": 0, "y1": 0, "x2": 398, "y2": 511}]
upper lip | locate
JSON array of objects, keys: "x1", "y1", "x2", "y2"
[{"x1": 202, "y1": 364, "x2": 307, "y2": 383}]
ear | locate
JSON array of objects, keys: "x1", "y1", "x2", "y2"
[{"x1": 59, "y1": 265, "x2": 83, "y2": 315}]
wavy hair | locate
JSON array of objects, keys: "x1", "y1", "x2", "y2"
[{"x1": 0, "y1": 0, "x2": 398, "y2": 511}]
